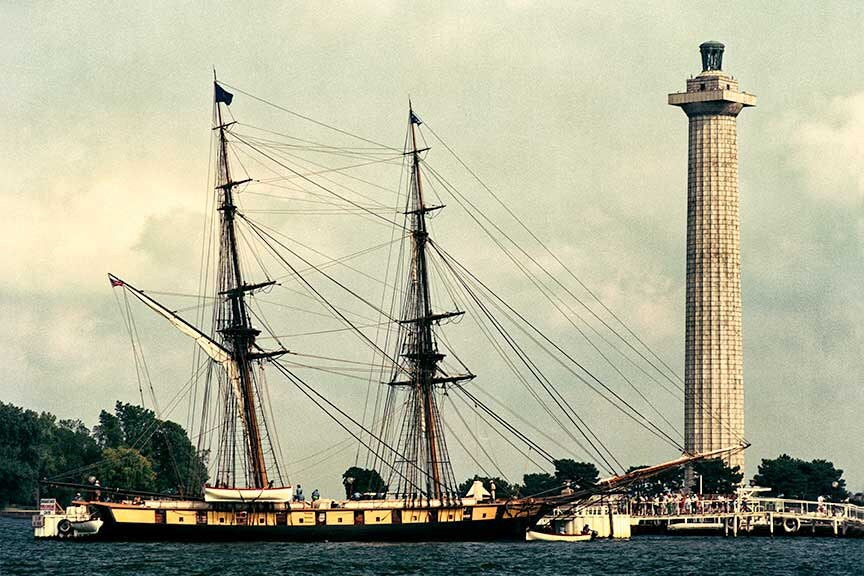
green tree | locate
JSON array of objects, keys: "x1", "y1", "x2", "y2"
[
  {"x1": 626, "y1": 465, "x2": 683, "y2": 498},
  {"x1": 44, "y1": 419, "x2": 101, "y2": 476},
  {"x1": 753, "y1": 454, "x2": 848, "y2": 501},
  {"x1": 152, "y1": 420, "x2": 208, "y2": 495},
  {"x1": 115, "y1": 403, "x2": 156, "y2": 447},
  {"x1": 96, "y1": 402, "x2": 207, "y2": 496},
  {"x1": 0, "y1": 403, "x2": 103, "y2": 506},
  {"x1": 96, "y1": 447, "x2": 156, "y2": 492},
  {"x1": 521, "y1": 472, "x2": 558, "y2": 496},
  {"x1": 41, "y1": 419, "x2": 101, "y2": 503},
  {"x1": 341, "y1": 467, "x2": 387, "y2": 497},
  {"x1": 692, "y1": 458, "x2": 743, "y2": 494},
  {"x1": 0, "y1": 401, "x2": 205, "y2": 505},
  {"x1": 94, "y1": 409, "x2": 123, "y2": 449},
  {"x1": 0, "y1": 403, "x2": 45, "y2": 506},
  {"x1": 553, "y1": 459, "x2": 599, "y2": 488},
  {"x1": 754, "y1": 455, "x2": 807, "y2": 497},
  {"x1": 457, "y1": 476, "x2": 516, "y2": 499},
  {"x1": 520, "y1": 460, "x2": 601, "y2": 497},
  {"x1": 804, "y1": 459, "x2": 848, "y2": 500}
]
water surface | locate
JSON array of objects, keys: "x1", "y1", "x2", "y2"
[{"x1": 3, "y1": 517, "x2": 862, "y2": 575}]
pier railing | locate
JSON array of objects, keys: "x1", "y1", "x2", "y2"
[
  {"x1": 750, "y1": 497, "x2": 864, "y2": 521},
  {"x1": 631, "y1": 496, "x2": 864, "y2": 520},
  {"x1": 629, "y1": 494, "x2": 864, "y2": 536}
]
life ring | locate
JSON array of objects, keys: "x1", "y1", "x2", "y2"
[
  {"x1": 782, "y1": 517, "x2": 800, "y2": 533},
  {"x1": 57, "y1": 519, "x2": 73, "y2": 538}
]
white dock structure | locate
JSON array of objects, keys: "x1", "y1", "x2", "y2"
[
  {"x1": 542, "y1": 495, "x2": 632, "y2": 539},
  {"x1": 632, "y1": 496, "x2": 864, "y2": 537}
]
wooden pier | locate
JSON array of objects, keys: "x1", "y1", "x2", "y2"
[{"x1": 632, "y1": 496, "x2": 864, "y2": 537}]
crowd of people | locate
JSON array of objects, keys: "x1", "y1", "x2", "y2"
[
  {"x1": 629, "y1": 493, "x2": 739, "y2": 516},
  {"x1": 629, "y1": 492, "x2": 847, "y2": 517}
]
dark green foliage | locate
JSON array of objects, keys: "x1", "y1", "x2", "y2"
[
  {"x1": 553, "y1": 459, "x2": 599, "y2": 488},
  {"x1": 341, "y1": 466, "x2": 387, "y2": 497},
  {"x1": 0, "y1": 403, "x2": 49, "y2": 506},
  {"x1": 521, "y1": 460, "x2": 601, "y2": 496},
  {"x1": 0, "y1": 401, "x2": 206, "y2": 507},
  {"x1": 94, "y1": 410, "x2": 123, "y2": 449},
  {"x1": 692, "y1": 458, "x2": 743, "y2": 494},
  {"x1": 49, "y1": 420, "x2": 102, "y2": 477},
  {"x1": 154, "y1": 419, "x2": 208, "y2": 495},
  {"x1": 521, "y1": 472, "x2": 558, "y2": 496},
  {"x1": 97, "y1": 402, "x2": 207, "y2": 496},
  {"x1": 626, "y1": 459, "x2": 742, "y2": 496},
  {"x1": 457, "y1": 476, "x2": 517, "y2": 499},
  {"x1": 753, "y1": 454, "x2": 848, "y2": 501},
  {"x1": 96, "y1": 447, "x2": 156, "y2": 492},
  {"x1": 626, "y1": 465, "x2": 684, "y2": 498},
  {"x1": 0, "y1": 403, "x2": 100, "y2": 506}
]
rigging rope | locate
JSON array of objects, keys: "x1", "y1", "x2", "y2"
[
  {"x1": 433, "y1": 241, "x2": 685, "y2": 453},
  {"x1": 424, "y1": 122, "x2": 686, "y2": 388}
]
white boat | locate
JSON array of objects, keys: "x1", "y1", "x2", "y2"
[
  {"x1": 203, "y1": 486, "x2": 294, "y2": 503},
  {"x1": 526, "y1": 529, "x2": 593, "y2": 542},
  {"x1": 667, "y1": 520, "x2": 724, "y2": 532}
]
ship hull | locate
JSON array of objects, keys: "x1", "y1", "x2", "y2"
[
  {"x1": 89, "y1": 515, "x2": 532, "y2": 542},
  {"x1": 65, "y1": 499, "x2": 545, "y2": 542}
]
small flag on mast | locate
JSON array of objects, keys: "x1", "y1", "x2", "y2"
[
  {"x1": 109, "y1": 276, "x2": 124, "y2": 288},
  {"x1": 409, "y1": 110, "x2": 422, "y2": 125},
  {"x1": 215, "y1": 83, "x2": 234, "y2": 105}
]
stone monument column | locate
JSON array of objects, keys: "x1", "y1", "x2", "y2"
[{"x1": 669, "y1": 42, "x2": 755, "y2": 473}]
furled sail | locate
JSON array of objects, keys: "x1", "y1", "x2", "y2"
[
  {"x1": 203, "y1": 486, "x2": 293, "y2": 503},
  {"x1": 108, "y1": 273, "x2": 246, "y2": 417}
]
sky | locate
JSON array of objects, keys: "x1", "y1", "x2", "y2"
[{"x1": 2, "y1": 1, "x2": 863, "y2": 495}]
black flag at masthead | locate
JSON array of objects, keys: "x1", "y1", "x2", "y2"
[{"x1": 215, "y1": 83, "x2": 234, "y2": 105}]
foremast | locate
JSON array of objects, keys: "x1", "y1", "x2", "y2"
[
  {"x1": 105, "y1": 81, "x2": 279, "y2": 491},
  {"x1": 387, "y1": 107, "x2": 473, "y2": 502},
  {"x1": 213, "y1": 80, "x2": 269, "y2": 489}
]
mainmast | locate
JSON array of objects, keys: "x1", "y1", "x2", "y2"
[
  {"x1": 386, "y1": 107, "x2": 473, "y2": 501},
  {"x1": 408, "y1": 109, "x2": 443, "y2": 499},
  {"x1": 213, "y1": 80, "x2": 269, "y2": 489}
]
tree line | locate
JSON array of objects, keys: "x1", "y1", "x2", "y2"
[
  {"x1": 0, "y1": 401, "x2": 205, "y2": 507},
  {"x1": 344, "y1": 455, "x2": 854, "y2": 504}
]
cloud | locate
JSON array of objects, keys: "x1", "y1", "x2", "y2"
[{"x1": 788, "y1": 91, "x2": 864, "y2": 205}]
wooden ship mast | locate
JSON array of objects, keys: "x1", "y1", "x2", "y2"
[
  {"x1": 385, "y1": 107, "x2": 474, "y2": 501},
  {"x1": 212, "y1": 86, "x2": 271, "y2": 489}
]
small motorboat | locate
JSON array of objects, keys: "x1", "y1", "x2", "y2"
[{"x1": 525, "y1": 529, "x2": 594, "y2": 542}]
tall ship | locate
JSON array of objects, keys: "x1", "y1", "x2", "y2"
[{"x1": 34, "y1": 80, "x2": 742, "y2": 541}]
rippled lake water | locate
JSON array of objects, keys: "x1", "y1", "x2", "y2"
[{"x1": 3, "y1": 516, "x2": 864, "y2": 575}]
